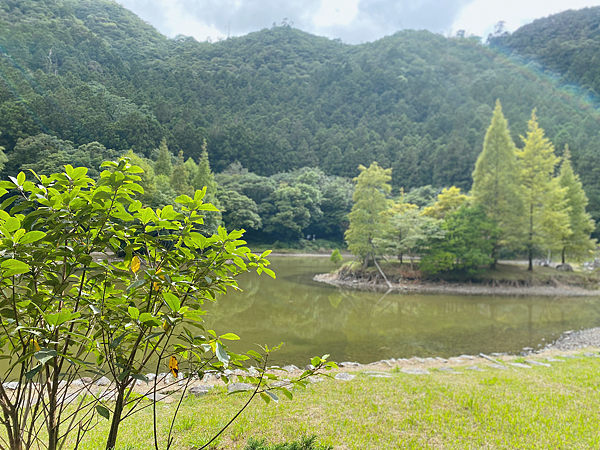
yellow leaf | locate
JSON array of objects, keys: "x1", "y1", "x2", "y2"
[
  {"x1": 169, "y1": 356, "x2": 179, "y2": 378},
  {"x1": 131, "y1": 255, "x2": 141, "y2": 273},
  {"x1": 31, "y1": 339, "x2": 41, "y2": 352}
]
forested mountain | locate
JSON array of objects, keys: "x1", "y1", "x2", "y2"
[
  {"x1": 1, "y1": 0, "x2": 600, "y2": 231},
  {"x1": 491, "y1": 7, "x2": 600, "y2": 98}
]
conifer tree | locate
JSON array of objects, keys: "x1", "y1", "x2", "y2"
[
  {"x1": 170, "y1": 150, "x2": 193, "y2": 196},
  {"x1": 558, "y1": 146, "x2": 596, "y2": 263},
  {"x1": 192, "y1": 140, "x2": 218, "y2": 201},
  {"x1": 422, "y1": 186, "x2": 468, "y2": 219},
  {"x1": 516, "y1": 110, "x2": 571, "y2": 271},
  {"x1": 471, "y1": 100, "x2": 522, "y2": 262},
  {"x1": 345, "y1": 162, "x2": 392, "y2": 268},
  {"x1": 154, "y1": 138, "x2": 173, "y2": 177}
]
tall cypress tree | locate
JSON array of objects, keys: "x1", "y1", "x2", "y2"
[
  {"x1": 154, "y1": 138, "x2": 172, "y2": 177},
  {"x1": 345, "y1": 162, "x2": 392, "y2": 268},
  {"x1": 558, "y1": 146, "x2": 596, "y2": 263},
  {"x1": 516, "y1": 110, "x2": 571, "y2": 271},
  {"x1": 170, "y1": 150, "x2": 193, "y2": 196},
  {"x1": 192, "y1": 140, "x2": 217, "y2": 201},
  {"x1": 471, "y1": 100, "x2": 521, "y2": 263}
]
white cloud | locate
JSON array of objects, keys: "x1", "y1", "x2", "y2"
[
  {"x1": 118, "y1": 0, "x2": 600, "y2": 44},
  {"x1": 452, "y1": 0, "x2": 600, "y2": 39}
]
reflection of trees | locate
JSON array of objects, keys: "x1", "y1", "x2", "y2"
[{"x1": 199, "y1": 258, "x2": 600, "y2": 363}]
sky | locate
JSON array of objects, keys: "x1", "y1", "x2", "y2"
[{"x1": 117, "y1": 0, "x2": 600, "y2": 44}]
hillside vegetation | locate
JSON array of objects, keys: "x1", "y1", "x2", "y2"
[{"x1": 1, "y1": 1, "x2": 600, "y2": 233}]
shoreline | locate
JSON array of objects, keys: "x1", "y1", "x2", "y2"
[{"x1": 314, "y1": 272, "x2": 600, "y2": 297}]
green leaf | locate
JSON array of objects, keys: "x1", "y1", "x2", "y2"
[
  {"x1": 127, "y1": 279, "x2": 146, "y2": 292},
  {"x1": 280, "y1": 388, "x2": 293, "y2": 400},
  {"x1": 128, "y1": 306, "x2": 140, "y2": 320},
  {"x1": 16, "y1": 172, "x2": 25, "y2": 186},
  {"x1": 219, "y1": 333, "x2": 240, "y2": 341},
  {"x1": 44, "y1": 311, "x2": 80, "y2": 327},
  {"x1": 96, "y1": 405, "x2": 110, "y2": 420},
  {"x1": 19, "y1": 231, "x2": 46, "y2": 245},
  {"x1": 216, "y1": 342, "x2": 229, "y2": 365},
  {"x1": 265, "y1": 391, "x2": 279, "y2": 402},
  {"x1": 109, "y1": 333, "x2": 128, "y2": 350},
  {"x1": 1, "y1": 259, "x2": 30, "y2": 277},
  {"x1": 25, "y1": 364, "x2": 43, "y2": 380},
  {"x1": 163, "y1": 292, "x2": 181, "y2": 313},
  {"x1": 34, "y1": 349, "x2": 58, "y2": 365},
  {"x1": 259, "y1": 392, "x2": 271, "y2": 404}
]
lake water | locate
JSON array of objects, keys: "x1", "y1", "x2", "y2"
[{"x1": 204, "y1": 256, "x2": 600, "y2": 366}]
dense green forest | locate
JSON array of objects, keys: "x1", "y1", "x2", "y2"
[
  {"x1": 1, "y1": 0, "x2": 600, "y2": 242},
  {"x1": 492, "y1": 7, "x2": 600, "y2": 98}
]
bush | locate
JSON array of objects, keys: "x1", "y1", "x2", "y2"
[{"x1": 244, "y1": 435, "x2": 333, "y2": 450}]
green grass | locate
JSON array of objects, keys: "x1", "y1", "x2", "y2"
[{"x1": 72, "y1": 353, "x2": 600, "y2": 450}]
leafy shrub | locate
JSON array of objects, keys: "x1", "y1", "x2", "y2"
[{"x1": 244, "y1": 435, "x2": 333, "y2": 450}]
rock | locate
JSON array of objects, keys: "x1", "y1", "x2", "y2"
[
  {"x1": 556, "y1": 263, "x2": 573, "y2": 272},
  {"x1": 546, "y1": 358, "x2": 565, "y2": 362},
  {"x1": 509, "y1": 363, "x2": 532, "y2": 369},
  {"x1": 95, "y1": 377, "x2": 111, "y2": 386},
  {"x1": 156, "y1": 372, "x2": 169, "y2": 382},
  {"x1": 227, "y1": 383, "x2": 254, "y2": 393},
  {"x1": 401, "y1": 368, "x2": 430, "y2": 375},
  {"x1": 282, "y1": 365, "x2": 299, "y2": 372},
  {"x1": 368, "y1": 374, "x2": 393, "y2": 378},
  {"x1": 435, "y1": 357, "x2": 448, "y2": 363},
  {"x1": 459, "y1": 355, "x2": 475, "y2": 360},
  {"x1": 338, "y1": 362, "x2": 361, "y2": 367},
  {"x1": 381, "y1": 360, "x2": 393, "y2": 367},
  {"x1": 304, "y1": 364, "x2": 315, "y2": 371},
  {"x1": 437, "y1": 367, "x2": 460, "y2": 374},
  {"x1": 146, "y1": 373, "x2": 157, "y2": 381},
  {"x1": 465, "y1": 366, "x2": 485, "y2": 372},
  {"x1": 449, "y1": 357, "x2": 464, "y2": 363},
  {"x1": 525, "y1": 360, "x2": 551, "y2": 367},
  {"x1": 144, "y1": 392, "x2": 174, "y2": 403},
  {"x1": 72, "y1": 377, "x2": 93, "y2": 386},
  {"x1": 334, "y1": 373, "x2": 356, "y2": 381},
  {"x1": 584, "y1": 352, "x2": 600, "y2": 357},
  {"x1": 189, "y1": 385, "x2": 213, "y2": 397},
  {"x1": 487, "y1": 364, "x2": 508, "y2": 370},
  {"x1": 3, "y1": 382, "x2": 19, "y2": 390},
  {"x1": 363, "y1": 371, "x2": 389, "y2": 376}
]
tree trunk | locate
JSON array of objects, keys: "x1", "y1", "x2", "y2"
[
  {"x1": 527, "y1": 247, "x2": 533, "y2": 271},
  {"x1": 561, "y1": 247, "x2": 566, "y2": 265},
  {"x1": 105, "y1": 388, "x2": 125, "y2": 450}
]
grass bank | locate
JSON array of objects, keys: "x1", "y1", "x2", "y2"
[{"x1": 74, "y1": 350, "x2": 600, "y2": 450}]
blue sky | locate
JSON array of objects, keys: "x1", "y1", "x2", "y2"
[{"x1": 118, "y1": 0, "x2": 600, "y2": 44}]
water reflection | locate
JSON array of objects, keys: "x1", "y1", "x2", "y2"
[{"x1": 204, "y1": 257, "x2": 600, "y2": 365}]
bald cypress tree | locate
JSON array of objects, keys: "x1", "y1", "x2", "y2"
[
  {"x1": 558, "y1": 146, "x2": 596, "y2": 263},
  {"x1": 516, "y1": 110, "x2": 571, "y2": 271},
  {"x1": 471, "y1": 100, "x2": 521, "y2": 264},
  {"x1": 345, "y1": 162, "x2": 392, "y2": 269}
]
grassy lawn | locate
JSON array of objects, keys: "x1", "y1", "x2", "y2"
[{"x1": 75, "y1": 352, "x2": 600, "y2": 450}]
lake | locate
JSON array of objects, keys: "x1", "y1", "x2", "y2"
[{"x1": 204, "y1": 256, "x2": 600, "y2": 366}]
